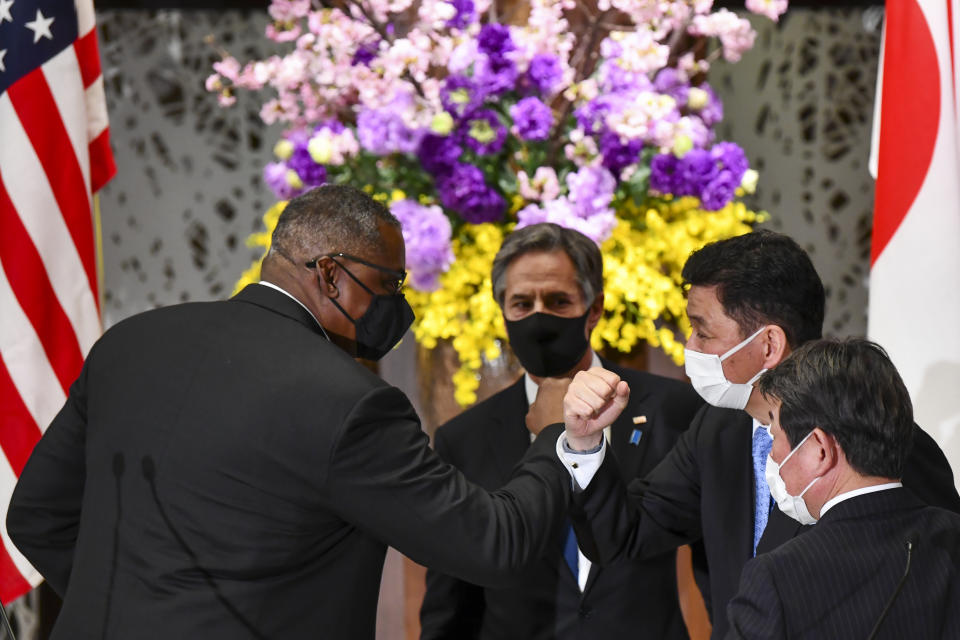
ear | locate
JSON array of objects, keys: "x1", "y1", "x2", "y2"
[
  {"x1": 760, "y1": 325, "x2": 789, "y2": 369},
  {"x1": 586, "y1": 292, "x2": 604, "y2": 334},
  {"x1": 809, "y1": 427, "x2": 839, "y2": 475},
  {"x1": 316, "y1": 257, "x2": 340, "y2": 299}
]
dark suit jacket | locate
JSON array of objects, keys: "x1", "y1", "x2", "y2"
[
  {"x1": 726, "y1": 488, "x2": 960, "y2": 639},
  {"x1": 568, "y1": 404, "x2": 960, "y2": 639},
  {"x1": 420, "y1": 361, "x2": 703, "y2": 640},
  {"x1": 7, "y1": 284, "x2": 570, "y2": 640}
]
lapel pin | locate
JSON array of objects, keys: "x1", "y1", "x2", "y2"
[
  {"x1": 632, "y1": 415, "x2": 647, "y2": 424},
  {"x1": 629, "y1": 429, "x2": 643, "y2": 445}
]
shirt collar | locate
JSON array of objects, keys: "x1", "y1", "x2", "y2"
[
  {"x1": 258, "y1": 281, "x2": 328, "y2": 338},
  {"x1": 820, "y1": 482, "x2": 903, "y2": 517},
  {"x1": 752, "y1": 418, "x2": 769, "y2": 438}
]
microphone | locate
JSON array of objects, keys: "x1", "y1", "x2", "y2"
[
  {"x1": 141, "y1": 456, "x2": 267, "y2": 639},
  {"x1": 102, "y1": 453, "x2": 125, "y2": 639},
  {"x1": 866, "y1": 538, "x2": 915, "y2": 640}
]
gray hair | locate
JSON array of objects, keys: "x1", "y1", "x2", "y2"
[
  {"x1": 269, "y1": 185, "x2": 400, "y2": 263},
  {"x1": 491, "y1": 223, "x2": 603, "y2": 306}
]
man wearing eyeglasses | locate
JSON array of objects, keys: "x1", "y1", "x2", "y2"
[{"x1": 7, "y1": 185, "x2": 571, "y2": 640}]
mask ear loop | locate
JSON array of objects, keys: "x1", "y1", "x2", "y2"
[
  {"x1": 777, "y1": 429, "x2": 822, "y2": 498},
  {"x1": 719, "y1": 325, "x2": 767, "y2": 362}
]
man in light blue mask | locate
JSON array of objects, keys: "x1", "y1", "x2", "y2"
[
  {"x1": 726, "y1": 338, "x2": 960, "y2": 638},
  {"x1": 549, "y1": 230, "x2": 960, "y2": 639}
]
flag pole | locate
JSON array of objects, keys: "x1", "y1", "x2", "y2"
[{"x1": 93, "y1": 193, "x2": 105, "y2": 330}]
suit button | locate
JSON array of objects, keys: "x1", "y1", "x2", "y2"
[{"x1": 578, "y1": 606, "x2": 592, "y2": 619}]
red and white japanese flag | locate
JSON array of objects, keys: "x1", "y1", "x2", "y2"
[
  {"x1": 870, "y1": 0, "x2": 960, "y2": 488},
  {"x1": 0, "y1": 0, "x2": 115, "y2": 603}
]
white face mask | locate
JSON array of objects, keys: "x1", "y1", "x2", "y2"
[
  {"x1": 684, "y1": 326, "x2": 767, "y2": 410},
  {"x1": 764, "y1": 430, "x2": 821, "y2": 525}
]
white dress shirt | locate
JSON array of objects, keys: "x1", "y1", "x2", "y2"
[{"x1": 527, "y1": 352, "x2": 605, "y2": 592}]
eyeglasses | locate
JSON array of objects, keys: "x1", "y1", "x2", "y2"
[{"x1": 306, "y1": 252, "x2": 407, "y2": 294}]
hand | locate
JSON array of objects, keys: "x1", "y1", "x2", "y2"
[
  {"x1": 526, "y1": 377, "x2": 572, "y2": 437},
  {"x1": 563, "y1": 367, "x2": 630, "y2": 451}
]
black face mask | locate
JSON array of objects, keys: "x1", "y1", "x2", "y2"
[
  {"x1": 504, "y1": 310, "x2": 591, "y2": 377},
  {"x1": 326, "y1": 266, "x2": 415, "y2": 361}
]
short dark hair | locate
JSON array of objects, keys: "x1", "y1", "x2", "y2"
[
  {"x1": 491, "y1": 223, "x2": 603, "y2": 306},
  {"x1": 269, "y1": 185, "x2": 400, "y2": 263},
  {"x1": 681, "y1": 230, "x2": 825, "y2": 348},
  {"x1": 757, "y1": 338, "x2": 914, "y2": 479}
]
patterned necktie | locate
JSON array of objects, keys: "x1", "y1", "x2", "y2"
[
  {"x1": 752, "y1": 426, "x2": 773, "y2": 556},
  {"x1": 563, "y1": 521, "x2": 579, "y2": 582}
]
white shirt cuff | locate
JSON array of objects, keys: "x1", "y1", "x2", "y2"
[{"x1": 555, "y1": 433, "x2": 606, "y2": 491}]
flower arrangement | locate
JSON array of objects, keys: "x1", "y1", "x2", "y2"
[{"x1": 211, "y1": 0, "x2": 783, "y2": 405}]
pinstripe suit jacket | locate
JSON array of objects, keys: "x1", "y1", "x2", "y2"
[
  {"x1": 569, "y1": 406, "x2": 960, "y2": 639},
  {"x1": 725, "y1": 488, "x2": 960, "y2": 639}
]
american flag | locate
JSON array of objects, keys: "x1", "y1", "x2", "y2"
[{"x1": 0, "y1": 0, "x2": 115, "y2": 604}]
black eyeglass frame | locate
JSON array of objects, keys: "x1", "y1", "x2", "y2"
[{"x1": 306, "y1": 252, "x2": 407, "y2": 293}]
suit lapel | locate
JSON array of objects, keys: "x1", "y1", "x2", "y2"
[
  {"x1": 482, "y1": 378, "x2": 531, "y2": 482},
  {"x1": 725, "y1": 411, "x2": 758, "y2": 564}
]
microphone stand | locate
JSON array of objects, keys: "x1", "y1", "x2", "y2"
[{"x1": 0, "y1": 600, "x2": 17, "y2": 640}]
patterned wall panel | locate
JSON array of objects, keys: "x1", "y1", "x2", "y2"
[
  {"x1": 712, "y1": 7, "x2": 884, "y2": 338},
  {"x1": 96, "y1": 10, "x2": 281, "y2": 328},
  {"x1": 96, "y1": 7, "x2": 883, "y2": 338}
]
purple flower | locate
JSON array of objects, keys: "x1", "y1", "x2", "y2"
[
  {"x1": 441, "y1": 75, "x2": 483, "y2": 118},
  {"x1": 710, "y1": 142, "x2": 748, "y2": 181},
  {"x1": 653, "y1": 68, "x2": 686, "y2": 98},
  {"x1": 649, "y1": 154, "x2": 679, "y2": 194},
  {"x1": 575, "y1": 95, "x2": 621, "y2": 135},
  {"x1": 599, "y1": 130, "x2": 643, "y2": 176},
  {"x1": 474, "y1": 54, "x2": 517, "y2": 96},
  {"x1": 477, "y1": 24, "x2": 514, "y2": 56},
  {"x1": 314, "y1": 119, "x2": 345, "y2": 135},
  {"x1": 446, "y1": 0, "x2": 476, "y2": 30},
  {"x1": 697, "y1": 84, "x2": 724, "y2": 127},
  {"x1": 599, "y1": 60, "x2": 653, "y2": 94},
  {"x1": 438, "y1": 164, "x2": 506, "y2": 223},
  {"x1": 263, "y1": 162, "x2": 298, "y2": 200},
  {"x1": 390, "y1": 199, "x2": 455, "y2": 291},
  {"x1": 677, "y1": 149, "x2": 718, "y2": 196},
  {"x1": 357, "y1": 108, "x2": 424, "y2": 155},
  {"x1": 352, "y1": 43, "x2": 377, "y2": 67},
  {"x1": 288, "y1": 143, "x2": 327, "y2": 187},
  {"x1": 417, "y1": 134, "x2": 462, "y2": 178},
  {"x1": 566, "y1": 166, "x2": 616, "y2": 218},
  {"x1": 460, "y1": 110, "x2": 507, "y2": 155},
  {"x1": 700, "y1": 170, "x2": 739, "y2": 211},
  {"x1": 526, "y1": 53, "x2": 563, "y2": 95},
  {"x1": 509, "y1": 97, "x2": 553, "y2": 141},
  {"x1": 516, "y1": 198, "x2": 616, "y2": 244}
]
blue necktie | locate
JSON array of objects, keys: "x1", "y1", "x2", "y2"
[
  {"x1": 563, "y1": 521, "x2": 579, "y2": 581},
  {"x1": 752, "y1": 427, "x2": 773, "y2": 556}
]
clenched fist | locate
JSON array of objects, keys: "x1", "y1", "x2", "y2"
[{"x1": 563, "y1": 367, "x2": 630, "y2": 451}]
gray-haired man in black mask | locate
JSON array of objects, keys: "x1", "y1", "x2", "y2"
[{"x1": 419, "y1": 222, "x2": 704, "y2": 640}]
